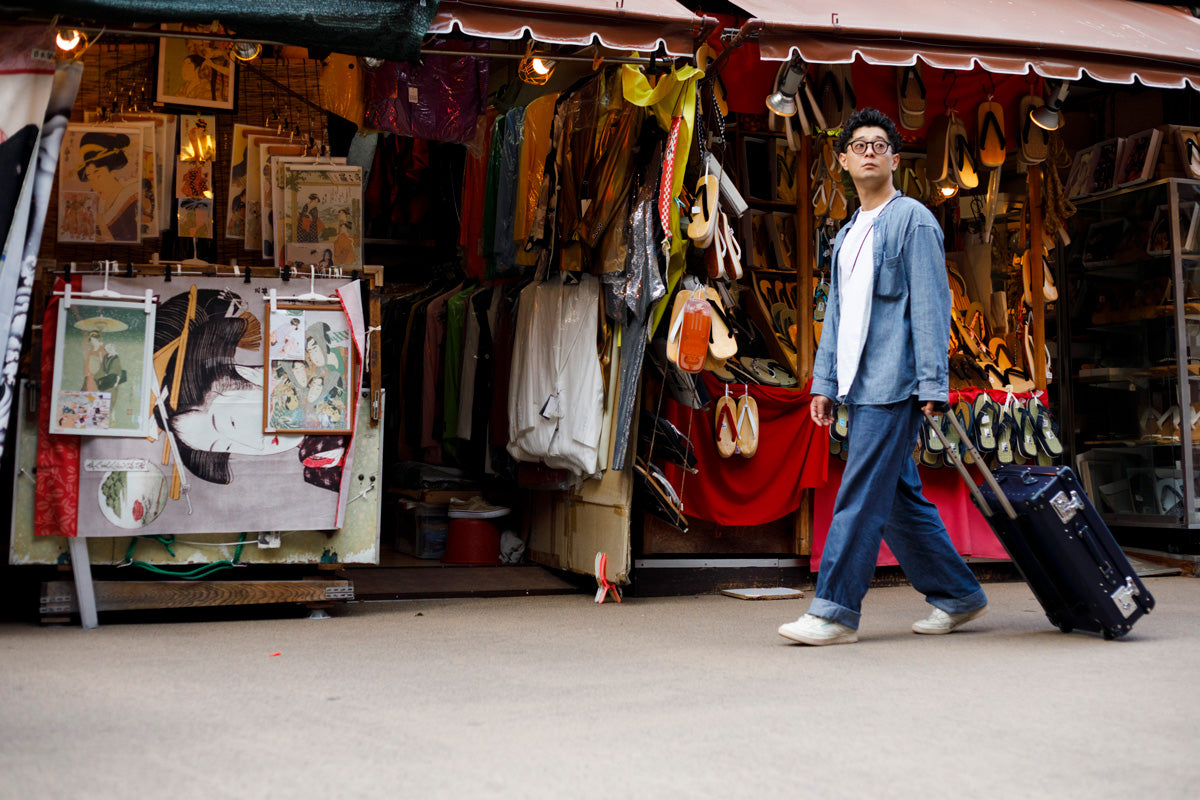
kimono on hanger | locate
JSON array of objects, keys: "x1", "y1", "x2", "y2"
[{"x1": 508, "y1": 273, "x2": 604, "y2": 477}]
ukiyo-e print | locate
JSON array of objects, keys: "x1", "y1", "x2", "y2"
[
  {"x1": 242, "y1": 132, "x2": 294, "y2": 251},
  {"x1": 281, "y1": 164, "x2": 363, "y2": 271},
  {"x1": 75, "y1": 276, "x2": 361, "y2": 536},
  {"x1": 179, "y1": 113, "x2": 216, "y2": 162},
  {"x1": 225, "y1": 124, "x2": 273, "y2": 238},
  {"x1": 264, "y1": 304, "x2": 355, "y2": 435},
  {"x1": 258, "y1": 142, "x2": 307, "y2": 259},
  {"x1": 49, "y1": 298, "x2": 156, "y2": 437},
  {"x1": 156, "y1": 25, "x2": 234, "y2": 111},
  {"x1": 57, "y1": 125, "x2": 144, "y2": 244},
  {"x1": 271, "y1": 155, "x2": 347, "y2": 267}
]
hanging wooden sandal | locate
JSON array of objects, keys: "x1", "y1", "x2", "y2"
[
  {"x1": 715, "y1": 391, "x2": 739, "y2": 458},
  {"x1": 977, "y1": 99, "x2": 1007, "y2": 169},
  {"x1": 736, "y1": 393, "x2": 759, "y2": 458}
]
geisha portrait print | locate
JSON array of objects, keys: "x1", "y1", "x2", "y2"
[
  {"x1": 155, "y1": 25, "x2": 235, "y2": 111},
  {"x1": 49, "y1": 297, "x2": 156, "y2": 437},
  {"x1": 264, "y1": 303, "x2": 355, "y2": 435},
  {"x1": 57, "y1": 125, "x2": 143, "y2": 244},
  {"x1": 74, "y1": 275, "x2": 363, "y2": 536}
]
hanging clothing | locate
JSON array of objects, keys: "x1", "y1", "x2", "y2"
[
  {"x1": 514, "y1": 93, "x2": 558, "y2": 267},
  {"x1": 363, "y1": 42, "x2": 489, "y2": 143},
  {"x1": 508, "y1": 273, "x2": 605, "y2": 477},
  {"x1": 421, "y1": 283, "x2": 462, "y2": 464},
  {"x1": 492, "y1": 106, "x2": 526, "y2": 275},
  {"x1": 459, "y1": 111, "x2": 496, "y2": 280}
]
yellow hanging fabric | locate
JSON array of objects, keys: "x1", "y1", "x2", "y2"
[{"x1": 623, "y1": 62, "x2": 702, "y2": 335}]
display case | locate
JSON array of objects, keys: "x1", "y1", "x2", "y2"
[{"x1": 1060, "y1": 178, "x2": 1200, "y2": 535}]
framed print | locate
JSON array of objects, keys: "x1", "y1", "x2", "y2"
[
  {"x1": 1087, "y1": 137, "x2": 1122, "y2": 196},
  {"x1": 155, "y1": 25, "x2": 235, "y2": 111},
  {"x1": 271, "y1": 156, "x2": 346, "y2": 267},
  {"x1": 49, "y1": 297, "x2": 156, "y2": 437},
  {"x1": 280, "y1": 164, "x2": 364, "y2": 271},
  {"x1": 1115, "y1": 128, "x2": 1163, "y2": 188},
  {"x1": 1066, "y1": 145, "x2": 1097, "y2": 200},
  {"x1": 242, "y1": 132, "x2": 294, "y2": 252},
  {"x1": 1083, "y1": 218, "x2": 1130, "y2": 267},
  {"x1": 258, "y1": 142, "x2": 307, "y2": 259},
  {"x1": 57, "y1": 124, "x2": 144, "y2": 244},
  {"x1": 1175, "y1": 125, "x2": 1200, "y2": 180},
  {"x1": 177, "y1": 197, "x2": 214, "y2": 239},
  {"x1": 1144, "y1": 204, "x2": 1196, "y2": 257},
  {"x1": 225, "y1": 123, "x2": 273, "y2": 238},
  {"x1": 263, "y1": 303, "x2": 355, "y2": 435}
]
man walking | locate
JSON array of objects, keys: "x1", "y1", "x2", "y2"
[{"x1": 778, "y1": 108, "x2": 988, "y2": 645}]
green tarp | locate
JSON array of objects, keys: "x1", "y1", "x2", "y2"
[{"x1": 0, "y1": 1, "x2": 440, "y2": 62}]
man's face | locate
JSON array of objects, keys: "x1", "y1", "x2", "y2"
[{"x1": 838, "y1": 126, "x2": 900, "y2": 183}]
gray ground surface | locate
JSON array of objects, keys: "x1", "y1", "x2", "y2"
[{"x1": 2, "y1": 576, "x2": 1198, "y2": 799}]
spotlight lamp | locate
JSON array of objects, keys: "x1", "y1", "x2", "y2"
[
  {"x1": 232, "y1": 41, "x2": 262, "y2": 62},
  {"x1": 56, "y1": 29, "x2": 85, "y2": 53},
  {"x1": 1031, "y1": 79, "x2": 1070, "y2": 132},
  {"x1": 518, "y1": 40, "x2": 555, "y2": 85},
  {"x1": 766, "y1": 57, "x2": 807, "y2": 117}
]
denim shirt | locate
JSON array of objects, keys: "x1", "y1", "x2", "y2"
[{"x1": 811, "y1": 195, "x2": 950, "y2": 405}]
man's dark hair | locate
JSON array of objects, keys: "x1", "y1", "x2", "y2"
[{"x1": 835, "y1": 107, "x2": 903, "y2": 156}]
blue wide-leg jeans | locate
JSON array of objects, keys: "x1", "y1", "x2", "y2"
[{"x1": 808, "y1": 399, "x2": 987, "y2": 630}]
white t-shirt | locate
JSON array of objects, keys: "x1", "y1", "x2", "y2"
[{"x1": 836, "y1": 204, "x2": 885, "y2": 398}]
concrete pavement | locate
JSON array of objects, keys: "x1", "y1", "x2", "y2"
[{"x1": 2, "y1": 575, "x2": 1198, "y2": 799}]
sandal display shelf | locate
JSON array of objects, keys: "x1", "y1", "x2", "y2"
[{"x1": 1060, "y1": 178, "x2": 1200, "y2": 539}]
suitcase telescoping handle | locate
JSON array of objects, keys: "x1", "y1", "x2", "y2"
[{"x1": 923, "y1": 403, "x2": 1018, "y2": 521}]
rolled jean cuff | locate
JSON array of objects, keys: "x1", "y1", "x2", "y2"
[
  {"x1": 929, "y1": 588, "x2": 988, "y2": 616},
  {"x1": 806, "y1": 598, "x2": 861, "y2": 631}
]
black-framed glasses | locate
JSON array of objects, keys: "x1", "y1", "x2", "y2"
[{"x1": 847, "y1": 139, "x2": 891, "y2": 156}]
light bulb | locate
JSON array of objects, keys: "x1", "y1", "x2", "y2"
[
  {"x1": 56, "y1": 30, "x2": 82, "y2": 51},
  {"x1": 530, "y1": 57, "x2": 553, "y2": 76}
]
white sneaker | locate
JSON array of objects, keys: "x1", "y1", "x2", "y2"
[
  {"x1": 778, "y1": 614, "x2": 858, "y2": 645},
  {"x1": 912, "y1": 605, "x2": 988, "y2": 635}
]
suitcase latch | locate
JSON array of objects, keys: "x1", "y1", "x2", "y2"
[
  {"x1": 1050, "y1": 490, "x2": 1086, "y2": 523},
  {"x1": 1111, "y1": 577, "x2": 1141, "y2": 619}
]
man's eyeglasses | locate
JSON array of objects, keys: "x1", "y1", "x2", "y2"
[{"x1": 847, "y1": 139, "x2": 892, "y2": 156}]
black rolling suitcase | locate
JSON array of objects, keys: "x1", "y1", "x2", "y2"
[{"x1": 927, "y1": 408, "x2": 1154, "y2": 639}]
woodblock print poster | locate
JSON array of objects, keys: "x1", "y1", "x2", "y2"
[
  {"x1": 49, "y1": 297, "x2": 156, "y2": 437},
  {"x1": 225, "y1": 123, "x2": 272, "y2": 238},
  {"x1": 75, "y1": 276, "x2": 361, "y2": 536},
  {"x1": 108, "y1": 111, "x2": 176, "y2": 232},
  {"x1": 271, "y1": 156, "x2": 346, "y2": 268},
  {"x1": 281, "y1": 164, "x2": 363, "y2": 271},
  {"x1": 242, "y1": 132, "x2": 294, "y2": 252},
  {"x1": 155, "y1": 25, "x2": 234, "y2": 111},
  {"x1": 258, "y1": 143, "x2": 307, "y2": 259},
  {"x1": 264, "y1": 304, "x2": 355, "y2": 434},
  {"x1": 57, "y1": 124, "x2": 144, "y2": 244}
]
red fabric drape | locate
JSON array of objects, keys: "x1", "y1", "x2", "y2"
[
  {"x1": 659, "y1": 374, "x2": 829, "y2": 526},
  {"x1": 35, "y1": 278, "x2": 81, "y2": 537}
]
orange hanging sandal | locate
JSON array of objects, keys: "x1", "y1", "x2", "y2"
[{"x1": 675, "y1": 288, "x2": 712, "y2": 373}]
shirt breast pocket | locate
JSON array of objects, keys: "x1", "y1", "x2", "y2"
[{"x1": 876, "y1": 255, "x2": 906, "y2": 299}]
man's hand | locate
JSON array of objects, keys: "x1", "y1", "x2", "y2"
[
  {"x1": 811, "y1": 395, "x2": 835, "y2": 426},
  {"x1": 921, "y1": 400, "x2": 939, "y2": 417}
]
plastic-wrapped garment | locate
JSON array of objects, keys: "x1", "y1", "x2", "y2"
[
  {"x1": 513, "y1": 93, "x2": 558, "y2": 267},
  {"x1": 508, "y1": 274, "x2": 605, "y2": 478},
  {"x1": 460, "y1": 111, "x2": 495, "y2": 280},
  {"x1": 608, "y1": 154, "x2": 666, "y2": 471},
  {"x1": 482, "y1": 113, "x2": 506, "y2": 275},
  {"x1": 364, "y1": 42, "x2": 489, "y2": 143},
  {"x1": 491, "y1": 106, "x2": 525, "y2": 275},
  {"x1": 318, "y1": 53, "x2": 365, "y2": 127}
]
